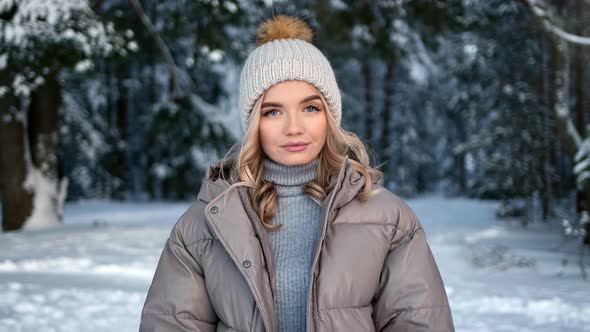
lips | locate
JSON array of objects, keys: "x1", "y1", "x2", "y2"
[
  {"x1": 281, "y1": 142, "x2": 310, "y2": 152},
  {"x1": 282, "y1": 142, "x2": 309, "y2": 147}
]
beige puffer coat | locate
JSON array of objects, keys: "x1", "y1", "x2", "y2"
[{"x1": 139, "y1": 155, "x2": 455, "y2": 332}]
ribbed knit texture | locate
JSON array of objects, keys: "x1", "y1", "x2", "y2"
[
  {"x1": 263, "y1": 156, "x2": 321, "y2": 332},
  {"x1": 239, "y1": 38, "x2": 342, "y2": 131}
]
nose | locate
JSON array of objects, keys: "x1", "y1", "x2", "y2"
[{"x1": 283, "y1": 112, "x2": 304, "y2": 135}]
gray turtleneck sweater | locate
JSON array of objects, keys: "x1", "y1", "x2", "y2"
[{"x1": 262, "y1": 156, "x2": 322, "y2": 332}]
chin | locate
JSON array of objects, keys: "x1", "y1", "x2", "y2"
[{"x1": 275, "y1": 153, "x2": 316, "y2": 166}]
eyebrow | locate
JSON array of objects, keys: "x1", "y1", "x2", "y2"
[{"x1": 261, "y1": 95, "x2": 322, "y2": 108}]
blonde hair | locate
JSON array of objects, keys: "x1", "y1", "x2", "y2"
[{"x1": 217, "y1": 89, "x2": 383, "y2": 231}]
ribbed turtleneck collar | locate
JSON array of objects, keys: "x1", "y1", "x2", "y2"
[{"x1": 262, "y1": 156, "x2": 318, "y2": 189}]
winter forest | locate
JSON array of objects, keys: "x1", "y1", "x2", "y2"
[{"x1": 1, "y1": 0, "x2": 590, "y2": 331}]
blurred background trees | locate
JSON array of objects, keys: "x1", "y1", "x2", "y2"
[{"x1": 1, "y1": 0, "x2": 589, "y2": 244}]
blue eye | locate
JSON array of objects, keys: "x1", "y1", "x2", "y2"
[
  {"x1": 305, "y1": 105, "x2": 320, "y2": 112},
  {"x1": 263, "y1": 109, "x2": 279, "y2": 117}
]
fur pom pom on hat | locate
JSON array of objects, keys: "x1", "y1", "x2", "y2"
[
  {"x1": 255, "y1": 14, "x2": 314, "y2": 46},
  {"x1": 238, "y1": 13, "x2": 342, "y2": 132}
]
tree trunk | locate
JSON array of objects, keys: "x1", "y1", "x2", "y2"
[
  {"x1": 380, "y1": 60, "x2": 395, "y2": 183},
  {"x1": 549, "y1": 23, "x2": 590, "y2": 244},
  {"x1": 455, "y1": 115, "x2": 467, "y2": 194},
  {"x1": 148, "y1": 62, "x2": 161, "y2": 200},
  {"x1": 571, "y1": 0, "x2": 588, "y2": 240},
  {"x1": 573, "y1": 0, "x2": 585, "y2": 134},
  {"x1": 575, "y1": 0, "x2": 590, "y2": 245},
  {"x1": 447, "y1": 111, "x2": 467, "y2": 194},
  {"x1": 28, "y1": 73, "x2": 60, "y2": 179},
  {"x1": 525, "y1": 0, "x2": 590, "y2": 241},
  {"x1": 573, "y1": 46, "x2": 584, "y2": 134},
  {"x1": 0, "y1": 66, "x2": 33, "y2": 231},
  {"x1": 540, "y1": 34, "x2": 554, "y2": 220},
  {"x1": 362, "y1": 59, "x2": 373, "y2": 146},
  {"x1": 23, "y1": 72, "x2": 68, "y2": 229},
  {"x1": 551, "y1": 42, "x2": 578, "y2": 156},
  {"x1": 113, "y1": 65, "x2": 129, "y2": 199}
]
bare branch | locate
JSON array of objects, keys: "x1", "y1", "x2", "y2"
[
  {"x1": 127, "y1": 0, "x2": 183, "y2": 98},
  {"x1": 523, "y1": 0, "x2": 590, "y2": 46}
]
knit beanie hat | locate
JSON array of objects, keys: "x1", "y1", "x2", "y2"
[{"x1": 238, "y1": 14, "x2": 342, "y2": 132}]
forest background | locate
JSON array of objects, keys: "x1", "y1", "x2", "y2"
[{"x1": 1, "y1": 0, "x2": 590, "y2": 250}]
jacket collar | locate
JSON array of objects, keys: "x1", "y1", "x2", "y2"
[{"x1": 197, "y1": 154, "x2": 367, "y2": 210}]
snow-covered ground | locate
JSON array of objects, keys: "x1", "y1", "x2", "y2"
[{"x1": 0, "y1": 195, "x2": 589, "y2": 332}]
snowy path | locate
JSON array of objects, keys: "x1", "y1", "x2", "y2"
[{"x1": 0, "y1": 196, "x2": 589, "y2": 331}]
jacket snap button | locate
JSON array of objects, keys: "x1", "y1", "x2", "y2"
[
  {"x1": 242, "y1": 260, "x2": 251, "y2": 268},
  {"x1": 210, "y1": 206, "x2": 218, "y2": 214}
]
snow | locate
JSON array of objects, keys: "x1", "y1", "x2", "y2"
[
  {"x1": 0, "y1": 54, "x2": 7, "y2": 70},
  {"x1": 188, "y1": 60, "x2": 242, "y2": 138},
  {"x1": 73, "y1": 59, "x2": 93, "y2": 73},
  {"x1": 152, "y1": 164, "x2": 171, "y2": 179},
  {"x1": 330, "y1": 0, "x2": 348, "y2": 10},
  {"x1": 208, "y1": 49, "x2": 224, "y2": 63},
  {"x1": 407, "y1": 56, "x2": 427, "y2": 85},
  {"x1": 574, "y1": 137, "x2": 590, "y2": 188},
  {"x1": 351, "y1": 24, "x2": 375, "y2": 45},
  {"x1": 2, "y1": 0, "x2": 111, "y2": 48},
  {"x1": 0, "y1": 195, "x2": 589, "y2": 331},
  {"x1": 223, "y1": 1, "x2": 238, "y2": 14},
  {"x1": 0, "y1": 0, "x2": 130, "y2": 97},
  {"x1": 127, "y1": 41, "x2": 139, "y2": 52},
  {"x1": 21, "y1": 166, "x2": 68, "y2": 230},
  {"x1": 527, "y1": 0, "x2": 590, "y2": 46}
]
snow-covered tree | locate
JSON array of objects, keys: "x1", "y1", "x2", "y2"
[
  {"x1": 0, "y1": 0, "x2": 130, "y2": 231},
  {"x1": 522, "y1": 0, "x2": 590, "y2": 243}
]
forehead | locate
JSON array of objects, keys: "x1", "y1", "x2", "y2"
[{"x1": 262, "y1": 80, "x2": 320, "y2": 100}]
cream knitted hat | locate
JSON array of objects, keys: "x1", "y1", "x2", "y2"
[{"x1": 238, "y1": 14, "x2": 342, "y2": 132}]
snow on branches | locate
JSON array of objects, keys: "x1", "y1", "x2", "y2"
[
  {"x1": 523, "y1": 0, "x2": 590, "y2": 182},
  {"x1": 522, "y1": 0, "x2": 590, "y2": 46},
  {"x1": 574, "y1": 135, "x2": 590, "y2": 190},
  {"x1": 0, "y1": 0, "x2": 133, "y2": 97}
]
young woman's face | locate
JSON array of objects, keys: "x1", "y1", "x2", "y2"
[{"x1": 258, "y1": 80, "x2": 328, "y2": 166}]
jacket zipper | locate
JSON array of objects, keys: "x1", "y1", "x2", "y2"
[{"x1": 310, "y1": 164, "x2": 350, "y2": 332}]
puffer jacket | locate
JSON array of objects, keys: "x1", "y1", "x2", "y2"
[{"x1": 139, "y1": 155, "x2": 454, "y2": 332}]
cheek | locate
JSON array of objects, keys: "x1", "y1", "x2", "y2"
[
  {"x1": 310, "y1": 119, "x2": 328, "y2": 141},
  {"x1": 259, "y1": 123, "x2": 277, "y2": 148}
]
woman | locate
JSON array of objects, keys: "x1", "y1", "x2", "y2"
[{"x1": 139, "y1": 13, "x2": 454, "y2": 332}]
